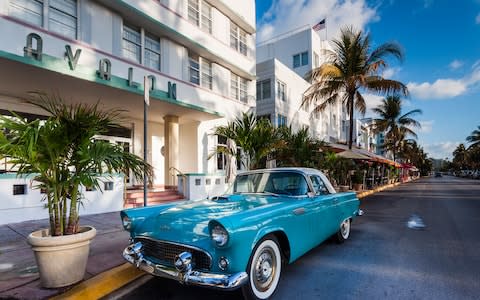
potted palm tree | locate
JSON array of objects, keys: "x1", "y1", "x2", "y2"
[{"x1": 0, "y1": 93, "x2": 152, "y2": 288}]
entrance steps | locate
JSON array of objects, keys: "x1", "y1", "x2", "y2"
[{"x1": 124, "y1": 186, "x2": 184, "y2": 208}]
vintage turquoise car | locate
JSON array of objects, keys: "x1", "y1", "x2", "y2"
[{"x1": 121, "y1": 167, "x2": 363, "y2": 299}]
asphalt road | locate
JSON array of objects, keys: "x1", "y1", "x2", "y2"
[{"x1": 112, "y1": 176, "x2": 480, "y2": 300}]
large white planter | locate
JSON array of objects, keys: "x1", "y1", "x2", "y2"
[{"x1": 27, "y1": 226, "x2": 97, "y2": 288}]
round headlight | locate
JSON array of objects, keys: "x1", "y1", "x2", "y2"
[
  {"x1": 122, "y1": 216, "x2": 132, "y2": 230},
  {"x1": 211, "y1": 224, "x2": 229, "y2": 247}
]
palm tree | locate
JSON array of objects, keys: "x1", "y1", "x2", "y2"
[
  {"x1": 212, "y1": 112, "x2": 281, "y2": 170},
  {"x1": 466, "y1": 126, "x2": 480, "y2": 149},
  {"x1": 303, "y1": 26, "x2": 408, "y2": 149},
  {"x1": 372, "y1": 95, "x2": 422, "y2": 162},
  {"x1": 453, "y1": 143, "x2": 468, "y2": 170},
  {"x1": 275, "y1": 126, "x2": 326, "y2": 167},
  {"x1": 0, "y1": 93, "x2": 152, "y2": 235}
]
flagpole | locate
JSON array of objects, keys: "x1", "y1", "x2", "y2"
[
  {"x1": 325, "y1": 18, "x2": 327, "y2": 40},
  {"x1": 143, "y1": 76, "x2": 149, "y2": 207}
]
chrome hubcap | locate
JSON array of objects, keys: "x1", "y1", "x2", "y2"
[
  {"x1": 341, "y1": 219, "x2": 350, "y2": 238},
  {"x1": 253, "y1": 247, "x2": 276, "y2": 292}
]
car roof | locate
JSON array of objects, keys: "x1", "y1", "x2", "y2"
[{"x1": 238, "y1": 167, "x2": 324, "y2": 176}]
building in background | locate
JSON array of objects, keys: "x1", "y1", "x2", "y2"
[
  {"x1": 0, "y1": 0, "x2": 255, "y2": 221},
  {"x1": 255, "y1": 25, "x2": 347, "y2": 142}
]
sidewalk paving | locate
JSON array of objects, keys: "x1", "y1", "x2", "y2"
[
  {"x1": 0, "y1": 211, "x2": 131, "y2": 300},
  {"x1": 0, "y1": 182, "x2": 403, "y2": 300}
]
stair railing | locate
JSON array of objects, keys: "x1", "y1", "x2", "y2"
[{"x1": 169, "y1": 167, "x2": 186, "y2": 196}]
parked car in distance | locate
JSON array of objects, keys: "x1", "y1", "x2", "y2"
[
  {"x1": 120, "y1": 168, "x2": 363, "y2": 300},
  {"x1": 435, "y1": 172, "x2": 442, "y2": 177}
]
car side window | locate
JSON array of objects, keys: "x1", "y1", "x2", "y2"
[{"x1": 310, "y1": 175, "x2": 329, "y2": 195}]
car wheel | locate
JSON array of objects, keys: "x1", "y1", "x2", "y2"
[
  {"x1": 335, "y1": 218, "x2": 351, "y2": 243},
  {"x1": 242, "y1": 235, "x2": 282, "y2": 300}
]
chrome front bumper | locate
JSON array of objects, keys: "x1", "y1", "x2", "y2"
[{"x1": 123, "y1": 242, "x2": 248, "y2": 290}]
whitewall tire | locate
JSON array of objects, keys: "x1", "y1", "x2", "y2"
[
  {"x1": 242, "y1": 235, "x2": 282, "y2": 300},
  {"x1": 336, "y1": 218, "x2": 351, "y2": 243}
]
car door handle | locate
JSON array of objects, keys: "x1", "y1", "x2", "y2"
[{"x1": 293, "y1": 208, "x2": 305, "y2": 215}]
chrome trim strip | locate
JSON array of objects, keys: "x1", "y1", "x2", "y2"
[
  {"x1": 123, "y1": 245, "x2": 248, "y2": 290},
  {"x1": 292, "y1": 207, "x2": 305, "y2": 215}
]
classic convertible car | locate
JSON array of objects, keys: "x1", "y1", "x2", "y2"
[{"x1": 121, "y1": 168, "x2": 362, "y2": 299}]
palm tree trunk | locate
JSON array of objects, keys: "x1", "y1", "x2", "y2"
[
  {"x1": 348, "y1": 93, "x2": 355, "y2": 150},
  {"x1": 66, "y1": 183, "x2": 80, "y2": 235}
]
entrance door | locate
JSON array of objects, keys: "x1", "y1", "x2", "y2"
[{"x1": 94, "y1": 135, "x2": 133, "y2": 187}]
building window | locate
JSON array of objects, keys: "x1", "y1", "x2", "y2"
[
  {"x1": 201, "y1": 1, "x2": 212, "y2": 33},
  {"x1": 9, "y1": 0, "x2": 43, "y2": 27},
  {"x1": 256, "y1": 79, "x2": 271, "y2": 100},
  {"x1": 314, "y1": 52, "x2": 319, "y2": 68},
  {"x1": 293, "y1": 51, "x2": 308, "y2": 68},
  {"x1": 277, "y1": 114, "x2": 287, "y2": 127},
  {"x1": 187, "y1": 0, "x2": 199, "y2": 26},
  {"x1": 49, "y1": 0, "x2": 77, "y2": 39},
  {"x1": 188, "y1": 52, "x2": 200, "y2": 85},
  {"x1": 239, "y1": 77, "x2": 248, "y2": 103},
  {"x1": 230, "y1": 22, "x2": 248, "y2": 56},
  {"x1": 231, "y1": 73, "x2": 239, "y2": 100},
  {"x1": 9, "y1": 0, "x2": 77, "y2": 39},
  {"x1": 201, "y1": 58, "x2": 212, "y2": 89},
  {"x1": 277, "y1": 81, "x2": 286, "y2": 101},
  {"x1": 122, "y1": 24, "x2": 141, "y2": 63},
  {"x1": 217, "y1": 135, "x2": 227, "y2": 170},
  {"x1": 144, "y1": 33, "x2": 160, "y2": 70},
  {"x1": 231, "y1": 73, "x2": 248, "y2": 103},
  {"x1": 188, "y1": 0, "x2": 212, "y2": 33}
]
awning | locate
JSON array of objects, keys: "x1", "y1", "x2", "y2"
[
  {"x1": 328, "y1": 143, "x2": 401, "y2": 167},
  {"x1": 337, "y1": 149, "x2": 371, "y2": 160}
]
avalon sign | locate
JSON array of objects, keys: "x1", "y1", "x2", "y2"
[{"x1": 23, "y1": 32, "x2": 177, "y2": 100}]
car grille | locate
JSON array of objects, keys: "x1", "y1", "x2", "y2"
[{"x1": 134, "y1": 237, "x2": 212, "y2": 271}]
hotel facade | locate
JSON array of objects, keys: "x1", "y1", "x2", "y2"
[
  {"x1": 255, "y1": 26, "x2": 347, "y2": 143},
  {"x1": 0, "y1": 0, "x2": 256, "y2": 222}
]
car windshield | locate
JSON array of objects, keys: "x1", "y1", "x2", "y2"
[{"x1": 231, "y1": 171, "x2": 309, "y2": 196}]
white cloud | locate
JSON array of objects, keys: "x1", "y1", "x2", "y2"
[
  {"x1": 383, "y1": 67, "x2": 402, "y2": 79},
  {"x1": 422, "y1": 141, "x2": 460, "y2": 159},
  {"x1": 407, "y1": 63, "x2": 480, "y2": 100},
  {"x1": 257, "y1": 0, "x2": 378, "y2": 42},
  {"x1": 419, "y1": 120, "x2": 433, "y2": 133},
  {"x1": 476, "y1": 13, "x2": 480, "y2": 24},
  {"x1": 407, "y1": 79, "x2": 467, "y2": 99},
  {"x1": 363, "y1": 94, "x2": 384, "y2": 116},
  {"x1": 449, "y1": 59, "x2": 463, "y2": 70}
]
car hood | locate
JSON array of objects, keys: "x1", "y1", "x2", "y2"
[{"x1": 133, "y1": 194, "x2": 280, "y2": 244}]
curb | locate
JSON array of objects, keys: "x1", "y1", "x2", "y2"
[
  {"x1": 50, "y1": 263, "x2": 145, "y2": 300},
  {"x1": 357, "y1": 182, "x2": 400, "y2": 199}
]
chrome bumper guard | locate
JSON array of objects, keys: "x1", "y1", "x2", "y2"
[{"x1": 123, "y1": 242, "x2": 248, "y2": 290}]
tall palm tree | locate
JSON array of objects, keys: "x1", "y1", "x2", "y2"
[
  {"x1": 303, "y1": 26, "x2": 408, "y2": 149},
  {"x1": 466, "y1": 125, "x2": 480, "y2": 149},
  {"x1": 453, "y1": 143, "x2": 468, "y2": 170},
  {"x1": 372, "y1": 95, "x2": 422, "y2": 162}
]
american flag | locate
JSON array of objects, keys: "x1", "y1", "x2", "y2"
[{"x1": 312, "y1": 19, "x2": 326, "y2": 31}]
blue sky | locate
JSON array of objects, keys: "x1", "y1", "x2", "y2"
[{"x1": 256, "y1": 0, "x2": 480, "y2": 159}]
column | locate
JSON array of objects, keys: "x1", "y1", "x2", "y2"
[{"x1": 164, "y1": 115, "x2": 179, "y2": 186}]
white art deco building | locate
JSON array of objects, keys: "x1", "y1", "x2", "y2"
[
  {"x1": 256, "y1": 25, "x2": 347, "y2": 143},
  {"x1": 0, "y1": 0, "x2": 256, "y2": 222}
]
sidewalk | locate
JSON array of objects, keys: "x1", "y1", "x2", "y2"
[{"x1": 0, "y1": 211, "x2": 133, "y2": 300}]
